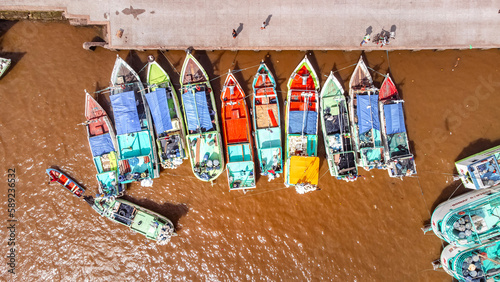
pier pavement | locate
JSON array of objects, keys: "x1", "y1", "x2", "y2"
[{"x1": 1, "y1": 1, "x2": 500, "y2": 50}]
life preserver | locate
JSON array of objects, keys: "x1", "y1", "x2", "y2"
[{"x1": 196, "y1": 85, "x2": 201, "y2": 91}]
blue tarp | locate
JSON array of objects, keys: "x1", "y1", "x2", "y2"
[
  {"x1": 110, "y1": 91, "x2": 141, "y2": 135},
  {"x1": 357, "y1": 95, "x2": 380, "y2": 135},
  {"x1": 145, "y1": 88, "x2": 173, "y2": 133},
  {"x1": 184, "y1": 89, "x2": 213, "y2": 131},
  {"x1": 89, "y1": 133, "x2": 115, "y2": 157},
  {"x1": 288, "y1": 111, "x2": 317, "y2": 135},
  {"x1": 384, "y1": 103, "x2": 406, "y2": 135}
]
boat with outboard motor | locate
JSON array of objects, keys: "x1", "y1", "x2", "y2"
[
  {"x1": 428, "y1": 186, "x2": 500, "y2": 247},
  {"x1": 145, "y1": 56, "x2": 187, "y2": 169},
  {"x1": 320, "y1": 71, "x2": 358, "y2": 181},
  {"x1": 379, "y1": 74, "x2": 416, "y2": 177},
  {"x1": 179, "y1": 51, "x2": 224, "y2": 182},
  {"x1": 221, "y1": 71, "x2": 256, "y2": 190},
  {"x1": 109, "y1": 56, "x2": 160, "y2": 185},
  {"x1": 84, "y1": 196, "x2": 176, "y2": 245},
  {"x1": 84, "y1": 91, "x2": 124, "y2": 197},
  {"x1": 252, "y1": 61, "x2": 283, "y2": 180},
  {"x1": 46, "y1": 168, "x2": 85, "y2": 198},
  {"x1": 284, "y1": 55, "x2": 320, "y2": 193},
  {"x1": 348, "y1": 56, "x2": 385, "y2": 171}
]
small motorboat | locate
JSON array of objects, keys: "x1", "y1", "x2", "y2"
[{"x1": 46, "y1": 168, "x2": 85, "y2": 198}]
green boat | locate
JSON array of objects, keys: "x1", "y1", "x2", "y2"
[
  {"x1": 429, "y1": 186, "x2": 500, "y2": 247},
  {"x1": 439, "y1": 241, "x2": 500, "y2": 281},
  {"x1": 348, "y1": 57, "x2": 385, "y2": 171},
  {"x1": 284, "y1": 56, "x2": 320, "y2": 193},
  {"x1": 109, "y1": 56, "x2": 160, "y2": 185},
  {"x1": 320, "y1": 72, "x2": 358, "y2": 181},
  {"x1": 251, "y1": 61, "x2": 283, "y2": 180},
  {"x1": 145, "y1": 56, "x2": 187, "y2": 169},
  {"x1": 84, "y1": 196, "x2": 176, "y2": 244},
  {"x1": 179, "y1": 51, "x2": 224, "y2": 182},
  {"x1": 0, "y1": 57, "x2": 11, "y2": 78}
]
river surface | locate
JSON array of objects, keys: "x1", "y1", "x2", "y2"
[{"x1": 1, "y1": 20, "x2": 500, "y2": 281}]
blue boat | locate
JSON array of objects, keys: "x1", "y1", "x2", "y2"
[{"x1": 109, "y1": 56, "x2": 160, "y2": 184}]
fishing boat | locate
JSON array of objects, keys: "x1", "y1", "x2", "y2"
[
  {"x1": 455, "y1": 145, "x2": 500, "y2": 190},
  {"x1": 379, "y1": 74, "x2": 416, "y2": 177},
  {"x1": 320, "y1": 71, "x2": 358, "y2": 181},
  {"x1": 348, "y1": 57, "x2": 385, "y2": 171},
  {"x1": 251, "y1": 61, "x2": 283, "y2": 180},
  {"x1": 85, "y1": 91, "x2": 124, "y2": 197},
  {"x1": 145, "y1": 56, "x2": 187, "y2": 169},
  {"x1": 46, "y1": 168, "x2": 85, "y2": 198},
  {"x1": 428, "y1": 186, "x2": 500, "y2": 247},
  {"x1": 179, "y1": 51, "x2": 224, "y2": 182},
  {"x1": 438, "y1": 241, "x2": 500, "y2": 281},
  {"x1": 221, "y1": 71, "x2": 256, "y2": 190},
  {"x1": 84, "y1": 196, "x2": 176, "y2": 245},
  {"x1": 284, "y1": 56, "x2": 320, "y2": 192},
  {"x1": 109, "y1": 56, "x2": 160, "y2": 185},
  {"x1": 0, "y1": 57, "x2": 11, "y2": 78}
]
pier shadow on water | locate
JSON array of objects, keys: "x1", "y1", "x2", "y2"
[{"x1": 121, "y1": 195, "x2": 189, "y2": 230}]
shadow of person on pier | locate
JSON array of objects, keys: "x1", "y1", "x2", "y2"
[
  {"x1": 121, "y1": 195, "x2": 189, "y2": 231},
  {"x1": 236, "y1": 23, "x2": 244, "y2": 35},
  {"x1": 265, "y1": 15, "x2": 272, "y2": 27}
]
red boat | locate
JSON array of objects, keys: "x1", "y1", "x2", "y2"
[
  {"x1": 85, "y1": 92, "x2": 110, "y2": 137},
  {"x1": 221, "y1": 71, "x2": 256, "y2": 190},
  {"x1": 46, "y1": 168, "x2": 85, "y2": 197}
]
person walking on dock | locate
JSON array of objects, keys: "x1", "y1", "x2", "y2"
[
  {"x1": 232, "y1": 29, "x2": 238, "y2": 39},
  {"x1": 261, "y1": 21, "x2": 266, "y2": 30}
]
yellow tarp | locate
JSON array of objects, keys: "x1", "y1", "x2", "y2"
[{"x1": 289, "y1": 156, "x2": 319, "y2": 185}]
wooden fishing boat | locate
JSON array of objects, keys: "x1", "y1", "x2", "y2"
[
  {"x1": 85, "y1": 91, "x2": 124, "y2": 197},
  {"x1": 0, "y1": 57, "x2": 11, "y2": 78},
  {"x1": 438, "y1": 241, "x2": 500, "y2": 281},
  {"x1": 320, "y1": 72, "x2": 358, "y2": 181},
  {"x1": 379, "y1": 74, "x2": 416, "y2": 177},
  {"x1": 84, "y1": 196, "x2": 176, "y2": 245},
  {"x1": 251, "y1": 61, "x2": 283, "y2": 180},
  {"x1": 221, "y1": 71, "x2": 256, "y2": 190},
  {"x1": 348, "y1": 57, "x2": 385, "y2": 171},
  {"x1": 46, "y1": 168, "x2": 85, "y2": 198},
  {"x1": 455, "y1": 145, "x2": 500, "y2": 190},
  {"x1": 284, "y1": 56, "x2": 320, "y2": 193},
  {"x1": 179, "y1": 50, "x2": 224, "y2": 182},
  {"x1": 145, "y1": 56, "x2": 187, "y2": 170},
  {"x1": 109, "y1": 56, "x2": 160, "y2": 185}
]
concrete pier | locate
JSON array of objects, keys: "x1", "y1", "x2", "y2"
[{"x1": 1, "y1": 1, "x2": 500, "y2": 50}]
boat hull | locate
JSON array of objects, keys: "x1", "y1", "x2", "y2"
[
  {"x1": 146, "y1": 60, "x2": 188, "y2": 169},
  {"x1": 110, "y1": 56, "x2": 160, "y2": 184},
  {"x1": 252, "y1": 62, "x2": 283, "y2": 178},
  {"x1": 284, "y1": 56, "x2": 320, "y2": 189},
  {"x1": 221, "y1": 71, "x2": 256, "y2": 190},
  {"x1": 179, "y1": 52, "x2": 224, "y2": 182},
  {"x1": 320, "y1": 72, "x2": 358, "y2": 181},
  {"x1": 46, "y1": 168, "x2": 85, "y2": 198}
]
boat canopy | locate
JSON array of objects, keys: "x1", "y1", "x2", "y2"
[
  {"x1": 145, "y1": 88, "x2": 173, "y2": 133},
  {"x1": 110, "y1": 91, "x2": 141, "y2": 135},
  {"x1": 384, "y1": 103, "x2": 406, "y2": 135},
  {"x1": 288, "y1": 111, "x2": 317, "y2": 135},
  {"x1": 89, "y1": 133, "x2": 115, "y2": 157},
  {"x1": 184, "y1": 90, "x2": 213, "y2": 131},
  {"x1": 288, "y1": 156, "x2": 319, "y2": 185},
  {"x1": 357, "y1": 94, "x2": 380, "y2": 135}
]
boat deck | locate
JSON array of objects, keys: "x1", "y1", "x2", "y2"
[
  {"x1": 117, "y1": 131, "x2": 152, "y2": 159},
  {"x1": 287, "y1": 156, "x2": 319, "y2": 185},
  {"x1": 187, "y1": 132, "x2": 223, "y2": 181}
]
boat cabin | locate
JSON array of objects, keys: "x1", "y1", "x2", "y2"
[{"x1": 456, "y1": 146, "x2": 500, "y2": 190}]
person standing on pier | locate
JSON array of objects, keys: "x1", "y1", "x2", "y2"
[
  {"x1": 261, "y1": 22, "x2": 266, "y2": 30},
  {"x1": 232, "y1": 29, "x2": 238, "y2": 39}
]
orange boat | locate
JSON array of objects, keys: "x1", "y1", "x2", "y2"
[
  {"x1": 46, "y1": 168, "x2": 85, "y2": 198},
  {"x1": 221, "y1": 71, "x2": 256, "y2": 190}
]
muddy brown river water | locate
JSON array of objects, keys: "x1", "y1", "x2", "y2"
[{"x1": 1, "y1": 20, "x2": 500, "y2": 281}]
